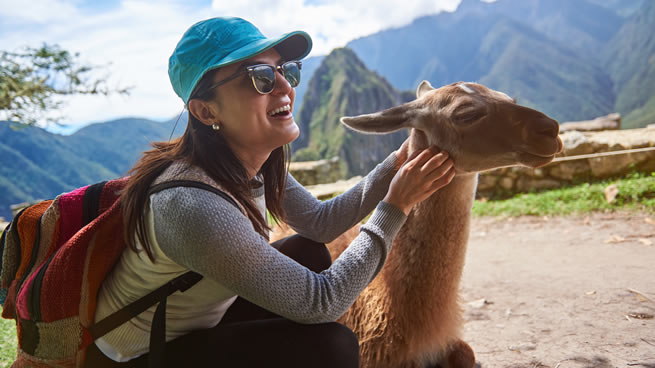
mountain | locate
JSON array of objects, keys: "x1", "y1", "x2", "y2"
[
  {"x1": 477, "y1": 18, "x2": 614, "y2": 122},
  {"x1": 0, "y1": 118, "x2": 185, "y2": 219},
  {"x1": 345, "y1": 0, "x2": 616, "y2": 123},
  {"x1": 293, "y1": 55, "x2": 324, "y2": 118},
  {"x1": 457, "y1": 0, "x2": 623, "y2": 55},
  {"x1": 334, "y1": 0, "x2": 653, "y2": 127},
  {"x1": 292, "y1": 48, "x2": 411, "y2": 176},
  {"x1": 586, "y1": 0, "x2": 645, "y2": 17},
  {"x1": 603, "y1": 0, "x2": 655, "y2": 128}
]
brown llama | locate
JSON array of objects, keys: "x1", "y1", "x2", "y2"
[{"x1": 327, "y1": 80, "x2": 563, "y2": 368}]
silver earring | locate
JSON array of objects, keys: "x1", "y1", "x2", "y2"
[{"x1": 212, "y1": 123, "x2": 220, "y2": 131}]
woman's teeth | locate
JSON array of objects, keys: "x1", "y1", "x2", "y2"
[{"x1": 268, "y1": 105, "x2": 291, "y2": 116}]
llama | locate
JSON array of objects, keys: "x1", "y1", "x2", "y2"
[{"x1": 328, "y1": 80, "x2": 563, "y2": 368}]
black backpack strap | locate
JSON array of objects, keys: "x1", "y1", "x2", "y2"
[
  {"x1": 89, "y1": 180, "x2": 240, "y2": 368},
  {"x1": 89, "y1": 271, "x2": 202, "y2": 339},
  {"x1": 82, "y1": 181, "x2": 108, "y2": 226}
]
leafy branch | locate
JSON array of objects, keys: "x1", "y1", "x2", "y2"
[{"x1": 0, "y1": 43, "x2": 131, "y2": 126}]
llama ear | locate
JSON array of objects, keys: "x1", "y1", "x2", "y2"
[
  {"x1": 416, "y1": 80, "x2": 434, "y2": 98},
  {"x1": 340, "y1": 101, "x2": 421, "y2": 134}
]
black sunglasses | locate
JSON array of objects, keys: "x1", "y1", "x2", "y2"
[{"x1": 208, "y1": 60, "x2": 302, "y2": 95}]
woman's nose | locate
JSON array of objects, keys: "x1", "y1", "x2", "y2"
[{"x1": 272, "y1": 70, "x2": 293, "y2": 95}]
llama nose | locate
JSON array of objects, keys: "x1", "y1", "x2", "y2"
[{"x1": 535, "y1": 118, "x2": 559, "y2": 138}]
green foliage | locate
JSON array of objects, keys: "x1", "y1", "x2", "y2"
[
  {"x1": 0, "y1": 43, "x2": 130, "y2": 126},
  {"x1": 473, "y1": 172, "x2": 655, "y2": 217},
  {"x1": 292, "y1": 147, "x2": 322, "y2": 162}
]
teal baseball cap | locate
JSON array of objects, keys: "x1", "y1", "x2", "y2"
[{"x1": 169, "y1": 17, "x2": 313, "y2": 105}]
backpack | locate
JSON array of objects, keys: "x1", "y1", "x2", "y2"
[{"x1": 0, "y1": 178, "x2": 239, "y2": 368}]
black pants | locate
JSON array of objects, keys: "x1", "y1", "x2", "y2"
[{"x1": 85, "y1": 235, "x2": 360, "y2": 368}]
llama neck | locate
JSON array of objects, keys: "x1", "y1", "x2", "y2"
[{"x1": 381, "y1": 172, "x2": 478, "y2": 314}]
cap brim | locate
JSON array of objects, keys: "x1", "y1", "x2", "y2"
[{"x1": 187, "y1": 31, "x2": 312, "y2": 102}]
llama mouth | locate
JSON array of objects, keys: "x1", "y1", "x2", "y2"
[
  {"x1": 521, "y1": 136, "x2": 564, "y2": 160},
  {"x1": 519, "y1": 152, "x2": 557, "y2": 168}
]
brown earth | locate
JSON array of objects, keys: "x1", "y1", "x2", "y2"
[{"x1": 461, "y1": 212, "x2": 655, "y2": 368}]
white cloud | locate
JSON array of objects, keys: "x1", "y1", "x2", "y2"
[
  {"x1": 0, "y1": 0, "x2": 462, "y2": 132},
  {"x1": 211, "y1": 0, "x2": 461, "y2": 55}
]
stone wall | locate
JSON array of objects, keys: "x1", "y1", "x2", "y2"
[
  {"x1": 477, "y1": 126, "x2": 655, "y2": 197},
  {"x1": 289, "y1": 156, "x2": 343, "y2": 186},
  {"x1": 559, "y1": 113, "x2": 621, "y2": 132}
]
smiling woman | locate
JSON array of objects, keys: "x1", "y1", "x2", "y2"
[{"x1": 81, "y1": 16, "x2": 456, "y2": 368}]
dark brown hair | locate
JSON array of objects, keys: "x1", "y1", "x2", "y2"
[{"x1": 121, "y1": 69, "x2": 289, "y2": 261}]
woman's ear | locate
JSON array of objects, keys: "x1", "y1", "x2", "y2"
[{"x1": 188, "y1": 99, "x2": 217, "y2": 126}]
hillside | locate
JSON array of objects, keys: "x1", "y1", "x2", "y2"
[
  {"x1": 603, "y1": 0, "x2": 655, "y2": 128},
  {"x1": 293, "y1": 48, "x2": 411, "y2": 176},
  {"x1": 301, "y1": 0, "x2": 651, "y2": 128},
  {"x1": 0, "y1": 118, "x2": 184, "y2": 219},
  {"x1": 458, "y1": 0, "x2": 623, "y2": 55},
  {"x1": 586, "y1": 0, "x2": 645, "y2": 17},
  {"x1": 344, "y1": 0, "x2": 623, "y2": 123},
  {"x1": 477, "y1": 18, "x2": 614, "y2": 122}
]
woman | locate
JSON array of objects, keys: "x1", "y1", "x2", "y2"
[{"x1": 86, "y1": 17, "x2": 455, "y2": 367}]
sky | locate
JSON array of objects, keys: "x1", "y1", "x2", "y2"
[{"x1": 0, "y1": 0, "x2": 468, "y2": 133}]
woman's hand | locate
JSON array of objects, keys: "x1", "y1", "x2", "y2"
[
  {"x1": 384, "y1": 146, "x2": 455, "y2": 215},
  {"x1": 393, "y1": 139, "x2": 410, "y2": 170}
]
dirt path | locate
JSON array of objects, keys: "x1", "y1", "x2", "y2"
[{"x1": 461, "y1": 212, "x2": 655, "y2": 368}]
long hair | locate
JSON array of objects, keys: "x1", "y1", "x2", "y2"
[{"x1": 122, "y1": 69, "x2": 289, "y2": 261}]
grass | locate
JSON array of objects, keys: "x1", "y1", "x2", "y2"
[
  {"x1": 473, "y1": 172, "x2": 655, "y2": 216},
  {"x1": 0, "y1": 309, "x2": 16, "y2": 367}
]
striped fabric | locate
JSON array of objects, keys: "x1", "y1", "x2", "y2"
[{"x1": 0, "y1": 178, "x2": 128, "y2": 367}]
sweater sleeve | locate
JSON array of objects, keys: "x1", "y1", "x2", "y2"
[
  {"x1": 283, "y1": 152, "x2": 398, "y2": 243},
  {"x1": 151, "y1": 187, "x2": 406, "y2": 324}
]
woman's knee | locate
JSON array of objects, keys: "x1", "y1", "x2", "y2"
[
  {"x1": 274, "y1": 235, "x2": 332, "y2": 272},
  {"x1": 309, "y1": 322, "x2": 359, "y2": 367}
]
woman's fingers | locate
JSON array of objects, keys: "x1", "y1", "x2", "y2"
[
  {"x1": 403, "y1": 148, "x2": 452, "y2": 178},
  {"x1": 421, "y1": 150, "x2": 450, "y2": 173},
  {"x1": 431, "y1": 166, "x2": 456, "y2": 190},
  {"x1": 384, "y1": 146, "x2": 456, "y2": 215},
  {"x1": 403, "y1": 147, "x2": 440, "y2": 172},
  {"x1": 425, "y1": 158, "x2": 454, "y2": 181}
]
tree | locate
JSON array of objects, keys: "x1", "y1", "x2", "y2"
[{"x1": 0, "y1": 43, "x2": 130, "y2": 126}]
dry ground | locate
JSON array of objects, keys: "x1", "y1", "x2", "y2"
[{"x1": 460, "y1": 212, "x2": 655, "y2": 368}]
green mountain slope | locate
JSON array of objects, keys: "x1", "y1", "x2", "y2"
[
  {"x1": 603, "y1": 0, "x2": 655, "y2": 128},
  {"x1": 67, "y1": 118, "x2": 180, "y2": 175},
  {"x1": 0, "y1": 118, "x2": 184, "y2": 220},
  {"x1": 458, "y1": 0, "x2": 623, "y2": 55},
  {"x1": 345, "y1": 0, "x2": 620, "y2": 123},
  {"x1": 478, "y1": 19, "x2": 614, "y2": 122},
  {"x1": 293, "y1": 48, "x2": 410, "y2": 176}
]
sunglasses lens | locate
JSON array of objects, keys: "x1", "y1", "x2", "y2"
[
  {"x1": 252, "y1": 66, "x2": 276, "y2": 94},
  {"x1": 282, "y1": 62, "x2": 301, "y2": 88}
]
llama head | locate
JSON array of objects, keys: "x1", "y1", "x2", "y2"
[{"x1": 340, "y1": 80, "x2": 563, "y2": 173}]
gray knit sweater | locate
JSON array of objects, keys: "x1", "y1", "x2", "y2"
[{"x1": 94, "y1": 153, "x2": 406, "y2": 361}]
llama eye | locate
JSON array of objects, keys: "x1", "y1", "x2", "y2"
[{"x1": 453, "y1": 109, "x2": 485, "y2": 123}]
